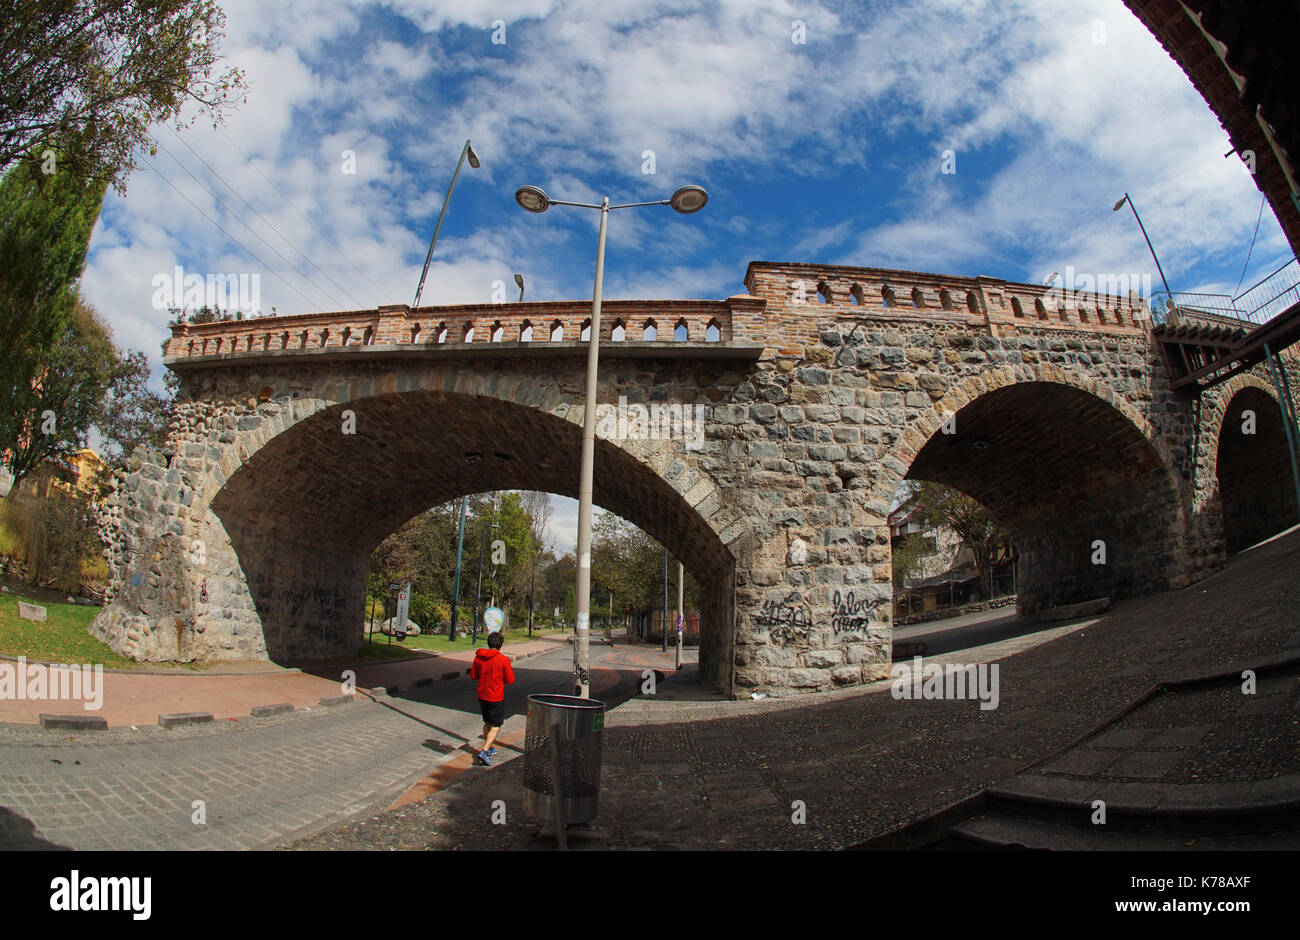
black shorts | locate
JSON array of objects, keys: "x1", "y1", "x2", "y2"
[{"x1": 479, "y1": 698, "x2": 505, "y2": 727}]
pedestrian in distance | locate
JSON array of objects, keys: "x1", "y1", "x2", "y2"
[{"x1": 471, "y1": 630, "x2": 515, "y2": 766}]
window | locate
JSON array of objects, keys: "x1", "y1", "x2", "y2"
[
  {"x1": 705, "y1": 319, "x2": 721, "y2": 342},
  {"x1": 940, "y1": 289, "x2": 954, "y2": 311},
  {"x1": 580, "y1": 319, "x2": 591, "y2": 342},
  {"x1": 850, "y1": 284, "x2": 865, "y2": 306},
  {"x1": 611, "y1": 320, "x2": 625, "y2": 341},
  {"x1": 520, "y1": 320, "x2": 533, "y2": 342},
  {"x1": 674, "y1": 319, "x2": 688, "y2": 341},
  {"x1": 550, "y1": 320, "x2": 564, "y2": 342},
  {"x1": 319, "y1": 329, "x2": 329, "y2": 347},
  {"x1": 491, "y1": 321, "x2": 504, "y2": 342},
  {"x1": 643, "y1": 319, "x2": 658, "y2": 341},
  {"x1": 1034, "y1": 298, "x2": 1048, "y2": 320},
  {"x1": 882, "y1": 285, "x2": 896, "y2": 307},
  {"x1": 911, "y1": 287, "x2": 925, "y2": 308},
  {"x1": 817, "y1": 281, "x2": 833, "y2": 303},
  {"x1": 435, "y1": 323, "x2": 448, "y2": 344},
  {"x1": 966, "y1": 292, "x2": 979, "y2": 313},
  {"x1": 364, "y1": 326, "x2": 375, "y2": 346},
  {"x1": 410, "y1": 323, "x2": 421, "y2": 342},
  {"x1": 1011, "y1": 298, "x2": 1024, "y2": 318},
  {"x1": 463, "y1": 322, "x2": 474, "y2": 342}
]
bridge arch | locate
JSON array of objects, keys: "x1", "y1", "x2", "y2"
[
  {"x1": 882, "y1": 367, "x2": 1190, "y2": 613},
  {"x1": 96, "y1": 363, "x2": 746, "y2": 692},
  {"x1": 1200, "y1": 375, "x2": 1299, "y2": 553}
]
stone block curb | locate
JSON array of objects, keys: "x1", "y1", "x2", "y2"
[
  {"x1": 158, "y1": 712, "x2": 213, "y2": 729},
  {"x1": 319, "y1": 694, "x2": 355, "y2": 707},
  {"x1": 250, "y1": 703, "x2": 295, "y2": 718},
  {"x1": 38, "y1": 713, "x2": 108, "y2": 731}
]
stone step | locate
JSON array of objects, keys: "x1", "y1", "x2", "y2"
[{"x1": 947, "y1": 813, "x2": 1300, "y2": 851}]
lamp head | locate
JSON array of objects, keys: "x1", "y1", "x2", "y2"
[
  {"x1": 669, "y1": 184, "x2": 708, "y2": 214},
  {"x1": 515, "y1": 185, "x2": 550, "y2": 213},
  {"x1": 514, "y1": 273, "x2": 525, "y2": 289},
  {"x1": 1113, "y1": 195, "x2": 1128, "y2": 212},
  {"x1": 466, "y1": 143, "x2": 480, "y2": 168}
]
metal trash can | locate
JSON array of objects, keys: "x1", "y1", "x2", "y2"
[{"x1": 522, "y1": 693, "x2": 605, "y2": 825}]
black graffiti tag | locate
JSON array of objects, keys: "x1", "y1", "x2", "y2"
[
  {"x1": 830, "y1": 590, "x2": 878, "y2": 636},
  {"x1": 756, "y1": 591, "x2": 812, "y2": 647}
]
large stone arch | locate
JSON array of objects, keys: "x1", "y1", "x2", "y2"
[
  {"x1": 92, "y1": 360, "x2": 749, "y2": 691},
  {"x1": 1199, "y1": 375, "x2": 1299, "y2": 553},
  {"x1": 878, "y1": 366, "x2": 1191, "y2": 613}
]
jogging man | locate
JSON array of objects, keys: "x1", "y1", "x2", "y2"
[{"x1": 471, "y1": 631, "x2": 515, "y2": 766}]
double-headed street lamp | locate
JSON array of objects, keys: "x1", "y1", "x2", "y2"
[{"x1": 514, "y1": 182, "x2": 708, "y2": 697}]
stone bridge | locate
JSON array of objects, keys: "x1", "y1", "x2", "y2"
[{"x1": 92, "y1": 261, "x2": 1300, "y2": 698}]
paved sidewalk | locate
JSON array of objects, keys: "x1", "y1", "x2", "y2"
[
  {"x1": 285, "y1": 527, "x2": 1300, "y2": 851},
  {"x1": 0, "y1": 635, "x2": 564, "y2": 728}
]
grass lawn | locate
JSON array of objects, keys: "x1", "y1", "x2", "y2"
[
  {"x1": 360, "y1": 624, "x2": 569, "y2": 656},
  {"x1": 0, "y1": 591, "x2": 136, "y2": 667}
]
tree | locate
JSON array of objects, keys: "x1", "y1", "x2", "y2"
[
  {"x1": 908, "y1": 481, "x2": 1014, "y2": 599},
  {"x1": 0, "y1": 0, "x2": 247, "y2": 192},
  {"x1": 95, "y1": 351, "x2": 178, "y2": 466},
  {"x1": 0, "y1": 150, "x2": 107, "y2": 451},
  {"x1": 3, "y1": 301, "x2": 121, "y2": 492},
  {"x1": 891, "y1": 532, "x2": 932, "y2": 591}
]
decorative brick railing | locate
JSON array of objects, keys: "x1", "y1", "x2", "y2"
[
  {"x1": 744, "y1": 261, "x2": 1152, "y2": 350},
  {"x1": 162, "y1": 299, "x2": 747, "y2": 359}
]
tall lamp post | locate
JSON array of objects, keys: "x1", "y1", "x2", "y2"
[
  {"x1": 1113, "y1": 193, "x2": 1173, "y2": 311},
  {"x1": 514, "y1": 273, "x2": 525, "y2": 302},
  {"x1": 448, "y1": 496, "x2": 468, "y2": 641},
  {"x1": 514, "y1": 182, "x2": 708, "y2": 697},
  {"x1": 412, "y1": 139, "x2": 480, "y2": 308},
  {"x1": 472, "y1": 519, "x2": 500, "y2": 644}
]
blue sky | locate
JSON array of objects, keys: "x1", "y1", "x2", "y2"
[{"x1": 79, "y1": 0, "x2": 1294, "y2": 553}]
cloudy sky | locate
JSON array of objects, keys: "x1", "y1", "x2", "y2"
[{"x1": 79, "y1": 0, "x2": 1293, "y2": 553}]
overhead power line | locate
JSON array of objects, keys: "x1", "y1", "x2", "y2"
[
  {"x1": 151, "y1": 138, "x2": 340, "y2": 311},
  {"x1": 143, "y1": 160, "x2": 323, "y2": 311},
  {"x1": 216, "y1": 126, "x2": 389, "y2": 298},
  {"x1": 166, "y1": 126, "x2": 366, "y2": 308}
]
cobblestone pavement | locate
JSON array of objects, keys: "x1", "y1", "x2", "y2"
[
  {"x1": 285, "y1": 528, "x2": 1300, "y2": 851},
  {"x1": 0, "y1": 640, "x2": 673, "y2": 850}
]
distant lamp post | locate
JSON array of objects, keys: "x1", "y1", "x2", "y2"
[
  {"x1": 1113, "y1": 193, "x2": 1173, "y2": 298},
  {"x1": 472, "y1": 519, "x2": 500, "y2": 644},
  {"x1": 514, "y1": 182, "x2": 708, "y2": 697},
  {"x1": 514, "y1": 273, "x2": 525, "y2": 302},
  {"x1": 412, "y1": 139, "x2": 480, "y2": 308}
]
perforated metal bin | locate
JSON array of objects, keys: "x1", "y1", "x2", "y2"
[{"x1": 522, "y1": 693, "x2": 605, "y2": 824}]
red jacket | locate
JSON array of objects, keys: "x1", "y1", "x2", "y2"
[{"x1": 471, "y1": 648, "x2": 515, "y2": 702}]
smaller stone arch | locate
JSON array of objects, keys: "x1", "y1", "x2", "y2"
[
  {"x1": 342, "y1": 327, "x2": 352, "y2": 346},
  {"x1": 319, "y1": 328, "x2": 330, "y2": 347},
  {"x1": 911, "y1": 287, "x2": 925, "y2": 308},
  {"x1": 490, "y1": 320, "x2": 504, "y2": 342},
  {"x1": 520, "y1": 320, "x2": 534, "y2": 342},
  {"x1": 610, "y1": 319, "x2": 625, "y2": 342},
  {"x1": 939, "y1": 289, "x2": 954, "y2": 311},
  {"x1": 674, "y1": 318, "x2": 688, "y2": 341},
  {"x1": 580, "y1": 318, "x2": 592, "y2": 342},
  {"x1": 246, "y1": 335, "x2": 255, "y2": 351},
  {"x1": 434, "y1": 322, "x2": 447, "y2": 344},
  {"x1": 1011, "y1": 297, "x2": 1025, "y2": 318},
  {"x1": 410, "y1": 323, "x2": 421, "y2": 343},
  {"x1": 1034, "y1": 298, "x2": 1048, "y2": 320},
  {"x1": 549, "y1": 320, "x2": 564, "y2": 342},
  {"x1": 280, "y1": 332, "x2": 289, "y2": 349},
  {"x1": 215, "y1": 337, "x2": 223, "y2": 353},
  {"x1": 643, "y1": 319, "x2": 658, "y2": 341},
  {"x1": 850, "y1": 284, "x2": 866, "y2": 306},
  {"x1": 881, "y1": 285, "x2": 896, "y2": 307},
  {"x1": 966, "y1": 291, "x2": 979, "y2": 314},
  {"x1": 262, "y1": 334, "x2": 271, "y2": 350},
  {"x1": 705, "y1": 318, "x2": 721, "y2": 342},
  {"x1": 299, "y1": 330, "x2": 309, "y2": 348},
  {"x1": 817, "y1": 280, "x2": 833, "y2": 303},
  {"x1": 463, "y1": 322, "x2": 475, "y2": 343},
  {"x1": 1078, "y1": 305, "x2": 1090, "y2": 323}
]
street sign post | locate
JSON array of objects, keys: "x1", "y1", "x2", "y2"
[{"x1": 395, "y1": 582, "x2": 411, "y2": 640}]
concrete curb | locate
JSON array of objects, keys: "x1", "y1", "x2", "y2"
[
  {"x1": 250, "y1": 702, "x2": 295, "y2": 718},
  {"x1": 319, "y1": 694, "x2": 355, "y2": 707},
  {"x1": 38, "y1": 713, "x2": 108, "y2": 731},
  {"x1": 158, "y1": 712, "x2": 213, "y2": 729}
]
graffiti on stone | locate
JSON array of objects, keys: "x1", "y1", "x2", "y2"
[
  {"x1": 757, "y1": 591, "x2": 812, "y2": 647},
  {"x1": 830, "y1": 590, "x2": 879, "y2": 636}
]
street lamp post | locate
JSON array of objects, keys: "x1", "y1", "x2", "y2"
[
  {"x1": 412, "y1": 139, "x2": 480, "y2": 308},
  {"x1": 472, "y1": 518, "x2": 499, "y2": 645},
  {"x1": 448, "y1": 496, "x2": 468, "y2": 641},
  {"x1": 515, "y1": 273, "x2": 525, "y2": 302},
  {"x1": 1113, "y1": 193, "x2": 1173, "y2": 300},
  {"x1": 515, "y1": 182, "x2": 708, "y2": 697}
]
